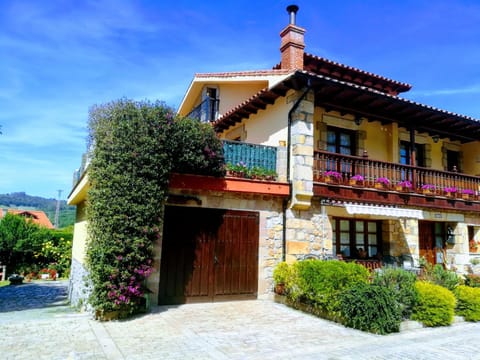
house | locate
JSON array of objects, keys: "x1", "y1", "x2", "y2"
[
  {"x1": 68, "y1": 5, "x2": 480, "y2": 308},
  {"x1": 0, "y1": 209, "x2": 54, "y2": 229}
]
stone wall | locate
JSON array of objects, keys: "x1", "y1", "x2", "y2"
[
  {"x1": 285, "y1": 202, "x2": 332, "y2": 263},
  {"x1": 68, "y1": 257, "x2": 92, "y2": 312}
]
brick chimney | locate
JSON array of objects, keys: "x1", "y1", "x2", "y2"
[{"x1": 280, "y1": 5, "x2": 305, "y2": 70}]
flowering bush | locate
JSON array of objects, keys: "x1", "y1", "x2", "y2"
[
  {"x1": 325, "y1": 170, "x2": 342, "y2": 179},
  {"x1": 376, "y1": 177, "x2": 390, "y2": 185},
  {"x1": 444, "y1": 186, "x2": 457, "y2": 193},
  {"x1": 462, "y1": 189, "x2": 475, "y2": 195},
  {"x1": 87, "y1": 100, "x2": 225, "y2": 318},
  {"x1": 397, "y1": 180, "x2": 412, "y2": 188},
  {"x1": 351, "y1": 174, "x2": 364, "y2": 181},
  {"x1": 421, "y1": 184, "x2": 436, "y2": 191}
]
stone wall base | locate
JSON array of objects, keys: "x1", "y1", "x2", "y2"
[{"x1": 68, "y1": 258, "x2": 93, "y2": 313}]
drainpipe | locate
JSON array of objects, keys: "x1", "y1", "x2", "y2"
[{"x1": 282, "y1": 77, "x2": 312, "y2": 261}]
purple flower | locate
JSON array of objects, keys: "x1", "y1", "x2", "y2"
[
  {"x1": 351, "y1": 174, "x2": 364, "y2": 181},
  {"x1": 398, "y1": 180, "x2": 412, "y2": 188},
  {"x1": 325, "y1": 170, "x2": 342, "y2": 179},
  {"x1": 376, "y1": 177, "x2": 390, "y2": 185},
  {"x1": 422, "y1": 184, "x2": 435, "y2": 190},
  {"x1": 444, "y1": 186, "x2": 457, "y2": 193},
  {"x1": 463, "y1": 189, "x2": 475, "y2": 195}
]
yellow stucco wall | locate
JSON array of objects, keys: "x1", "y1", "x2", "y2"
[
  {"x1": 71, "y1": 201, "x2": 88, "y2": 265},
  {"x1": 221, "y1": 90, "x2": 292, "y2": 146},
  {"x1": 462, "y1": 141, "x2": 480, "y2": 176},
  {"x1": 218, "y1": 83, "x2": 265, "y2": 115}
]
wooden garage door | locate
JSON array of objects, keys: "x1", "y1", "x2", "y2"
[{"x1": 158, "y1": 206, "x2": 259, "y2": 305}]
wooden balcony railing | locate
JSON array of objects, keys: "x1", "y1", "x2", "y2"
[{"x1": 313, "y1": 150, "x2": 480, "y2": 197}]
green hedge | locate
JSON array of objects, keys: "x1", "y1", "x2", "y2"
[
  {"x1": 340, "y1": 283, "x2": 402, "y2": 334},
  {"x1": 287, "y1": 260, "x2": 369, "y2": 318},
  {"x1": 412, "y1": 281, "x2": 456, "y2": 327},
  {"x1": 373, "y1": 268, "x2": 419, "y2": 319},
  {"x1": 454, "y1": 285, "x2": 480, "y2": 322}
]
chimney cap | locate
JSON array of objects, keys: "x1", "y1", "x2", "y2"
[{"x1": 286, "y1": 5, "x2": 299, "y2": 25}]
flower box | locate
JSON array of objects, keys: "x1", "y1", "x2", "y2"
[
  {"x1": 396, "y1": 180, "x2": 412, "y2": 192},
  {"x1": 421, "y1": 184, "x2": 436, "y2": 195},
  {"x1": 349, "y1": 175, "x2": 364, "y2": 186},
  {"x1": 375, "y1": 177, "x2": 390, "y2": 189},
  {"x1": 462, "y1": 189, "x2": 475, "y2": 200},
  {"x1": 324, "y1": 171, "x2": 342, "y2": 184}
]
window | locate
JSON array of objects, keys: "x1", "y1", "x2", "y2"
[
  {"x1": 332, "y1": 218, "x2": 382, "y2": 259},
  {"x1": 400, "y1": 141, "x2": 425, "y2": 167},
  {"x1": 326, "y1": 127, "x2": 356, "y2": 173},
  {"x1": 327, "y1": 127, "x2": 355, "y2": 155},
  {"x1": 447, "y1": 150, "x2": 460, "y2": 172},
  {"x1": 200, "y1": 87, "x2": 219, "y2": 122}
]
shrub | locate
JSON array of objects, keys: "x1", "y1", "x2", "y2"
[
  {"x1": 464, "y1": 274, "x2": 480, "y2": 288},
  {"x1": 340, "y1": 283, "x2": 402, "y2": 334},
  {"x1": 373, "y1": 268, "x2": 419, "y2": 319},
  {"x1": 421, "y1": 263, "x2": 460, "y2": 291},
  {"x1": 273, "y1": 262, "x2": 290, "y2": 285},
  {"x1": 288, "y1": 260, "x2": 369, "y2": 318},
  {"x1": 454, "y1": 285, "x2": 480, "y2": 321},
  {"x1": 412, "y1": 281, "x2": 456, "y2": 327}
]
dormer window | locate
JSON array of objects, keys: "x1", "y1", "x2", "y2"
[
  {"x1": 202, "y1": 87, "x2": 219, "y2": 122},
  {"x1": 185, "y1": 86, "x2": 220, "y2": 122}
]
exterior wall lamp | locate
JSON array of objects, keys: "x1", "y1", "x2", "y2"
[
  {"x1": 354, "y1": 115, "x2": 363, "y2": 126},
  {"x1": 432, "y1": 135, "x2": 440, "y2": 143}
]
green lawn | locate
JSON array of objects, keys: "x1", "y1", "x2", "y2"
[{"x1": 0, "y1": 280, "x2": 9, "y2": 287}]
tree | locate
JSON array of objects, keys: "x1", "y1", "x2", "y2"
[{"x1": 0, "y1": 213, "x2": 42, "y2": 273}]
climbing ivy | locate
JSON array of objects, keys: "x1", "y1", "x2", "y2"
[{"x1": 86, "y1": 99, "x2": 224, "y2": 317}]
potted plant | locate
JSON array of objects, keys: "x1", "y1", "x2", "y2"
[
  {"x1": 225, "y1": 161, "x2": 249, "y2": 178},
  {"x1": 349, "y1": 174, "x2": 364, "y2": 186},
  {"x1": 462, "y1": 189, "x2": 475, "y2": 200},
  {"x1": 375, "y1": 177, "x2": 390, "y2": 189},
  {"x1": 444, "y1": 186, "x2": 457, "y2": 198},
  {"x1": 421, "y1": 184, "x2": 436, "y2": 195},
  {"x1": 272, "y1": 261, "x2": 290, "y2": 295},
  {"x1": 324, "y1": 170, "x2": 342, "y2": 184},
  {"x1": 396, "y1": 180, "x2": 412, "y2": 192}
]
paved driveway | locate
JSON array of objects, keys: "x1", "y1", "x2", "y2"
[{"x1": 1, "y1": 281, "x2": 480, "y2": 359}]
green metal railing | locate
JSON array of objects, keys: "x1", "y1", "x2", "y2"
[{"x1": 222, "y1": 140, "x2": 277, "y2": 171}]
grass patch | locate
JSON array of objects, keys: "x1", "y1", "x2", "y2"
[{"x1": 0, "y1": 280, "x2": 9, "y2": 287}]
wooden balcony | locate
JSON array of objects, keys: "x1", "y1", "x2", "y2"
[{"x1": 313, "y1": 150, "x2": 480, "y2": 212}]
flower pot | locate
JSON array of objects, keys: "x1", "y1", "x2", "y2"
[
  {"x1": 325, "y1": 176, "x2": 339, "y2": 184},
  {"x1": 462, "y1": 194, "x2": 473, "y2": 200},
  {"x1": 349, "y1": 179, "x2": 363, "y2": 186},
  {"x1": 423, "y1": 189, "x2": 435, "y2": 196}
]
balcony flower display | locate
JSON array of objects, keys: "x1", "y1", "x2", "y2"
[
  {"x1": 324, "y1": 170, "x2": 342, "y2": 183},
  {"x1": 349, "y1": 174, "x2": 364, "y2": 186},
  {"x1": 462, "y1": 189, "x2": 475, "y2": 200},
  {"x1": 421, "y1": 184, "x2": 436, "y2": 195},
  {"x1": 396, "y1": 180, "x2": 412, "y2": 192},
  {"x1": 444, "y1": 186, "x2": 457, "y2": 197},
  {"x1": 374, "y1": 177, "x2": 390, "y2": 189}
]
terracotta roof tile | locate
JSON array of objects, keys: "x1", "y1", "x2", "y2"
[
  {"x1": 195, "y1": 69, "x2": 292, "y2": 78},
  {"x1": 6, "y1": 209, "x2": 54, "y2": 229}
]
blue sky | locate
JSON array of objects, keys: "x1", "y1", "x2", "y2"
[{"x1": 1, "y1": 0, "x2": 479, "y2": 200}]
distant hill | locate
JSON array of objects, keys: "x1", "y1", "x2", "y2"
[{"x1": 0, "y1": 192, "x2": 76, "y2": 228}]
